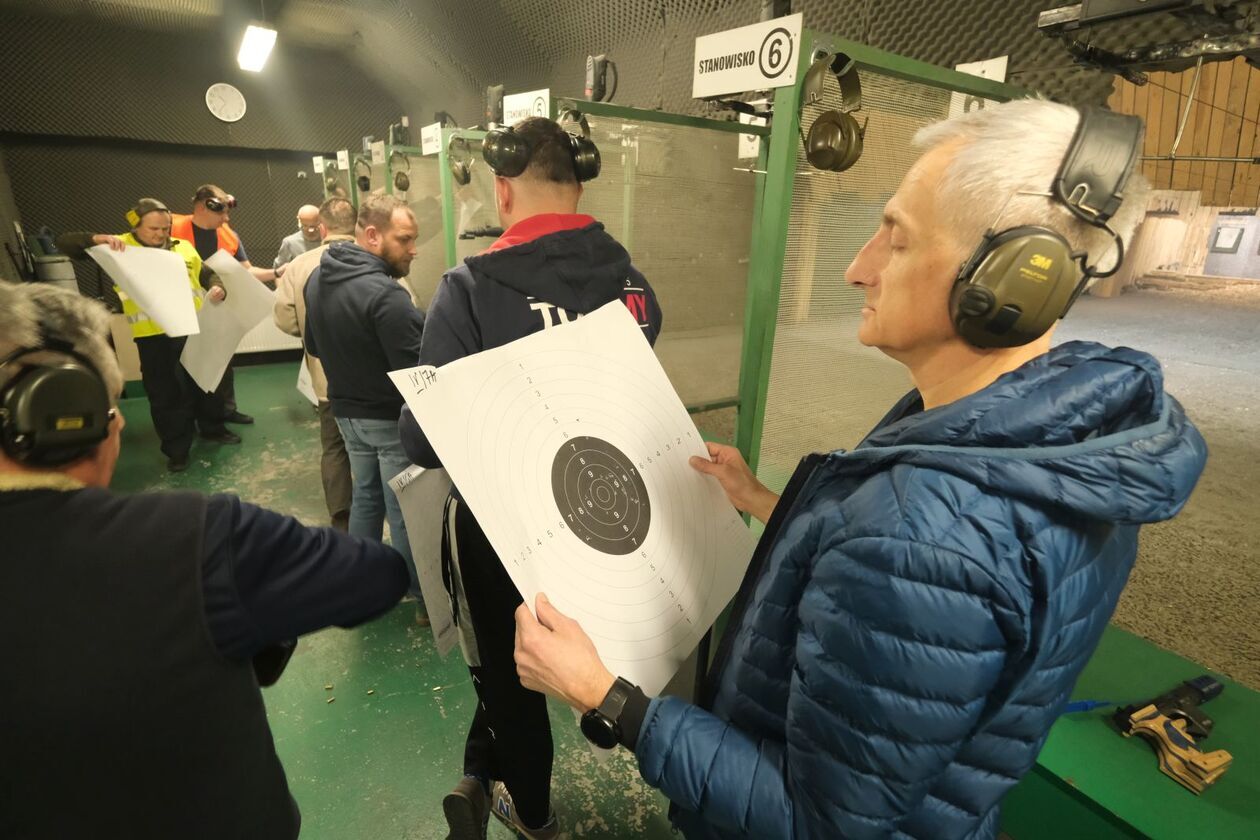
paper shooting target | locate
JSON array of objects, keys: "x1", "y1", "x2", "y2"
[
  {"x1": 552, "y1": 436, "x2": 651, "y2": 554},
  {"x1": 390, "y1": 302, "x2": 755, "y2": 693}
]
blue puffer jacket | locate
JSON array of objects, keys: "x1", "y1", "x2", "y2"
[{"x1": 635, "y1": 341, "x2": 1207, "y2": 839}]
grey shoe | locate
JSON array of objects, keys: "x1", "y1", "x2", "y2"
[
  {"x1": 443, "y1": 776, "x2": 489, "y2": 840},
  {"x1": 490, "y1": 781, "x2": 560, "y2": 840}
]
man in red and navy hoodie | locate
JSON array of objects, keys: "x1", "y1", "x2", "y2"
[{"x1": 399, "y1": 117, "x2": 661, "y2": 840}]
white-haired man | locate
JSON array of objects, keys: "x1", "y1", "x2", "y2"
[
  {"x1": 0, "y1": 282, "x2": 410, "y2": 838},
  {"x1": 513, "y1": 99, "x2": 1208, "y2": 838}
]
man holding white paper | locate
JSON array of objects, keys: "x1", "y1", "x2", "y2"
[
  {"x1": 56, "y1": 198, "x2": 239, "y2": 472},
  {"x1": 397, "y1": 117, "x2": 662, "y2": 840}
]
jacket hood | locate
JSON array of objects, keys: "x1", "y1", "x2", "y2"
[
  {"x1": 464, "y1": 221, "x2": 631, "y2": 313},
  {"x1": 319, "y1": 241, "x2": 393, "y2": 283},
  {"x1": 833, "y1": 341, "x2": 1207, "y2": 525}
]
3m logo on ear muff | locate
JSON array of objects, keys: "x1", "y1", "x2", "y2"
[{"x1": 1030, "y1": 254, "x2": 1054, "y2": 271}]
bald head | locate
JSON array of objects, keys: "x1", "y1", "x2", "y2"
[{"x1": 297, "y1": 205, "x2": 321, "y2": 242}]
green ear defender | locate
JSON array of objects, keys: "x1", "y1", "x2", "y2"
[{"x1": 950, "y1": 107, "x2": 1143, "y2": 348}]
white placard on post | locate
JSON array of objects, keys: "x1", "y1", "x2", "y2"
[
  {"x1": 420, "y1": 122, "x2": 442, "y2": 156},
  {"x1": 738, "y1": 98, "x2": 769, "y2": 159},
  {"x1": 388, "y1": 465, "x2": 459, "y2": 657},
  {"x1": 180, "y1": 250, "x2": 275, "y2": 393},
  {"x1": 503, "y1": 88, "x2": 551, "y2": 126},
  {"x1": 336, "y1": 149, "x2": 350, "y2": 171},
  {"x1": 387, "y1": 302, "x2": 756, "y2": 696},
  {"x1": 370, "y1": 139, "x2": 386, "y2": 165},
  {"x1": 311, "y1": 155, "x2": 325, "y2": 175},
  {"x1": 692, "y1": 12, "x2": 802, "y2": 99},
  {"x1": 950, "y1": 56, "x2": 1008, "y2": 119}
]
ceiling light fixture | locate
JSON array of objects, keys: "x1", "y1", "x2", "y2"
[{"x1": 237, "y1": 23, "x2": 277, "y2": 72}]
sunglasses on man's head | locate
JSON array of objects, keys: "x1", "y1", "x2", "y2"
[{"x1": 205, "y1": 195, "x2": 237, "y2": 212}]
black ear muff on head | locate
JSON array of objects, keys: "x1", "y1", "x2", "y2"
[
  {"x1": 0, "y1": 342, "x2": 113, "y2": 467},
  {"x1": 557, "y1": 109, "x2": 601, "y2": 182},
  {"x1": 481, "y1": 126, "x2": 532, "y2": 178},
  {"x1": 949, "y1": 107, "x2": 1143, "y2": 348},
  {"x1": 390, "y1": 150, "x2": 411, "y2": 193},
  {"x1": 448, "y1": 136, "x2": 474, "y2": 186},
  {"x1": 801, "y1": 52, "x2": 865, "y2": 173},
  {"x1": 353, "y1": 156, "x2": 372, "y2": 193}
]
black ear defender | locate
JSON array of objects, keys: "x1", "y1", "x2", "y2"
[
  {"x1": 801, "y1": 52, "x2": 866, "y2": 173},
  {"x1": 481, "y1": 125, "x2": 533, "y2": 178},
  {"x1": 390, "y1": 150, "x2": 411, "y2": 192},
  {"x1": 448, "y1": 136, "x2": 475, "y2": 186},
  {"x1": 203, "y1": 194, "x2": 236, "y2": 213},
  {"x1": 557, "y1": 109, "x2": 601, "y2": 183},
  {"x1": 950, "y1": 108, "x2": 1143, "y2": 348},
  {"x1": 481, "y1": 112, "x2": 602, "y2": 183},
  {"x1": 353, "y1": 156, "x2": 372, "y2": 193},
  {"x1": 0, "y1": 340, "x2": 114, "y2": 467}
]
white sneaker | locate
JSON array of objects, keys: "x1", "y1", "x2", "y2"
[{"x1": 489, "y1": 780, "x2": 560, "y2": 839}]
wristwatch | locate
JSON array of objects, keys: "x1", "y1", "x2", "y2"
[{"x1": 580, "y1": 677, "x2": 635, "y2": 749}]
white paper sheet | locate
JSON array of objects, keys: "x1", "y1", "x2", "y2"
[
  {"x1": 388, "y1": 465, "x2": 458, "y2": 657},
  {"x1": 180, "y1": 250, "x2": 276, "y2": 392},
  {"x1": 87, "y1": 244, "x2": 200, "y2": 337},
  {"x1": 389, "y1": 302, "x2": 756, "y2": 695},
  {"x1": 296, "y1": 360, "x2": 318, "y2": 406}
]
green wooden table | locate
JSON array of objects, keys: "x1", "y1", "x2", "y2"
[{"x1": 1002, "y1": 627, "x2": 1260, "y2": 839}]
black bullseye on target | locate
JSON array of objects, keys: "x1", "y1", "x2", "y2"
[{"x1": 552, "y1": 436, "x2": 650, "y2": 555}]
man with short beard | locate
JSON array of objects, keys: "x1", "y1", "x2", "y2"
[{"x1": 305, "y1": 194, "x2": 425, "y2": 599}]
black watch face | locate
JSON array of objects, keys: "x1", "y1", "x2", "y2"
[{"x1": 580, "y1": 709, "x2": 619, "y2": 750}]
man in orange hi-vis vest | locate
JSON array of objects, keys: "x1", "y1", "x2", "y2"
[{"x1": 171, "y1": 184, "x2": 276, "y2": 426}]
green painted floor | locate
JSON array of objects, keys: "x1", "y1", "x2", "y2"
[{"x1": 113, "y1": 361, "x2": 675, "y2": 839}]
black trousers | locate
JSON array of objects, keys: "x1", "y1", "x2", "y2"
[
  {"x1": 445, "y1": 498, "x2": 553, "y2": 829},
  {"x1": 134, "y1": 335, "x2": 226, "y2": 459},
  {"x1": 215, "y1": 365, "x2": 237, "y2": 415}
]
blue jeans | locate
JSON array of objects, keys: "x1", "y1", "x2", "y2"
[{"x1": 335, "y1": 417, "x2": 419, "y2": 595}]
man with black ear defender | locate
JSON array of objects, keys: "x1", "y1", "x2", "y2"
[
  {"x1": 56, "y1": 198, "x2": 238, "y2": 471},
  {"x1": 399, "y1": 115, "x2": 663, "y2": 840},
  {"x1": 512, "y1": 99, "x2": 1207, "y2": 839},
  {"x1": 0, "y1": 282, "x2": 410, "y2": 840}
]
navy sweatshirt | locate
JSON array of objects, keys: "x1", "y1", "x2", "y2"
[
  {"x1": 399, "y1": 214, "x2": 662, "y2": 469},
  {"x1": 305, "y1": 241, "x2": 425, "y2": 420}
]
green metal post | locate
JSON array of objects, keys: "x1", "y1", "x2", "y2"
[
  {"x1": 438, "y1": 129, "x2": 458, "y2": 268},
  {"x1": 621, "y1": 126, "x2": 637, "y2": 252},
  {"x1": 733, "y1": 39, "x2": 813, "y2": 472}
]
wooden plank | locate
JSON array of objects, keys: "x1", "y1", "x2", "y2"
[
  {"x1": 1204, "y1": 59, "x2": 1235, "y2": 206},
  {"x1": 1188, "y1": 62, "x2": 1218, "y2": 201},
  {"x1": 1170, "y1": 69, "x2": 1197, "y2": 191},
  {"x1": 1134, "y1": 72, "x2": 1156, "y2": 184},
  {"x1": 1219, "y1": 57, "x2": 1250, "y2": 205},
  {"x1": 1232, "y1": 62, "x2": 1260, "y2": 206},
  {"x1": 1155, "y1": 71, "x2": 1178, "y2": 189}
]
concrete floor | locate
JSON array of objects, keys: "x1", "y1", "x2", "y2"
[{"x1": 1057, "y1": 284, "x2": 1260, "y2": 690}]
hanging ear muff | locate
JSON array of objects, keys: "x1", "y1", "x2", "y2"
[
  {"x1": 481, "y1": 126, "x2": 532, "y2": 178},
  {"x1": 0, "y1": 344, "x2": 113, "y2": 467},
  {"x1": 390, "y1": 150, "x2": 412, "y2": 193},
  {"x1": 448, "y1": 136, "x2": 473, "y2": 186},
  {"x1": 323, "y1": 160, "x2": 340, "y2": 194},
  {"x1": 558, "y1": 109, "x2": 601, "y2": 182},
  {"x1": 801, "y1": 52, "x2": 866, "y2": 173},
  {"x1": 807, "y1": 110, "x2": 863, "y2": 172},
  {"x1": 353, "y1": 156, "x2": 372, "y2": 193}
]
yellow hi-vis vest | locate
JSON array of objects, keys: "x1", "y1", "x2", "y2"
[{"x1": 114, "y1": 233, "x2": 204, "y2": 339}]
